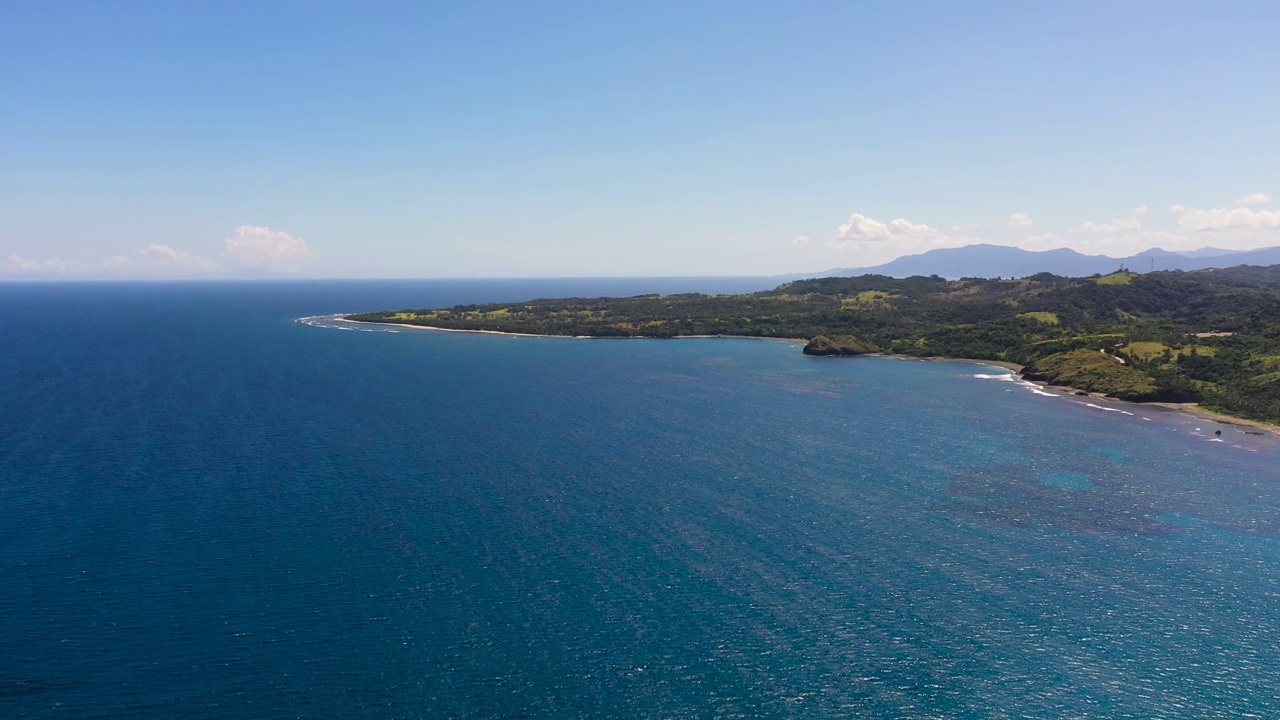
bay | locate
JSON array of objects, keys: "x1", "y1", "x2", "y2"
[{"x1": 3, "y1": 280, "x2": 1279, "y2": 718}]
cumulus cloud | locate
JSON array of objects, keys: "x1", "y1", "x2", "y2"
[
  {"x1": 1035, "y1": 200, "x2": 1279, "y2": 255},
  {"x1": 137, "y1": 244, "x2": 220, "y2": 274},
  {"x1": 144, "y1": 244, "x2": 187, "y2": 264},
  {"x1": 1018, "y1": 205, "x2": 1180, "y2": 255},
  {"x1": 815, "y1": 195, "x2": 1280, "y2": 267},
  {"x1": 0, "y1": 254, "x2": 89, "y2": 277},
  {"x1": 1235, "y1": 192, "x2": 1271, "y2": 207},
  {"x1": 791, "y1": 235, "x2": 810, "y2": 249},
  {"x1": 223, "y1": 226, "x2": 314, "y2": 272},
  {"x1": 1073, "y1": 207, "x2": 1146, "y2": 235},
  {"x1": 0, "y1": 245, "x2": 222, "y2": 278},
  {"x1": 2, "y1": 254, "x2": 46, "y2": 274},
  {"x1": 1075, "y1": 218, "x2": 1141, "y2": 233},
  {"x1": 1018, "y1": 232, "x2": 1065, "y2": 252},
  {"x1": 1, "y1": 226, "x2": 317, "y2": 278},
  {"x1": 1173, "y1": 204, "x2": 1280, "y2": 233},
  {"x1": 826, "y1": 213, "x2": 971, "y2": 264},
  {"x1": 1018, "y1": 226, "x2": 1181, "y2": 255},
  {"x1": 831, "y1": 214, "x2": 943, "y2": 246}
]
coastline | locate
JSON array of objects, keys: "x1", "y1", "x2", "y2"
[
  {"x1": 674, "y1": 334, "x2": 808, "y2": 343},
  {"x1": 918, "y1": 356, "x2": 1024, "y2": 372},
  {"x1": 1144, "y1": 402, "x2": 1280, "y2": 436},
  {"x1": 910, "y1": 352, "x2": 1280, "y2": 436},
  {"x1": 334, "y1": 317, "x2": 583, "y2": 339},
  {"x1": 332, "y1": 316, "x2": 1279, "y2": 436},
  {"x1": 336, "y1": 317, "x2": 808, "y2": 343},
  {"x1": 1022, "y1": 379, "x2": 1280, "y2": 437},
  {"x1": 894, "y1": 355, "x2": 1280, "y2": 436}
]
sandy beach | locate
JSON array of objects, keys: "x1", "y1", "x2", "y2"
[
  {"x1": 922, "y1": 357, "x2": 1024, "y2": 372},
  {"x1": 1145, "y1": 402, "x2": 1280, "y2": 436},
  {"x1": 1018, "y1": 379, "x2": 1280, "y2": 437},
  {"x1": 891, "y1": 354, "x2": 1280, "y2": 435}
]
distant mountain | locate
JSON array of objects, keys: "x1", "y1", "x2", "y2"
[
  {"x1": 819, "y1": 244, "x2": 1280, "y2": 279},
  {"x1": 1175, "y1": 247, "x2": 1242, "y2": 258}
]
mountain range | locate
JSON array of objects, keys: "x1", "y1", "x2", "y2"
[{"x1": 820, "y1": 244, "x2": 1280, "y2": 279}]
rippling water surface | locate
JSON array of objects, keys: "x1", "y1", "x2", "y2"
[{"x1": 3, "y1": 281, "x2": 1280, "y2": 718}]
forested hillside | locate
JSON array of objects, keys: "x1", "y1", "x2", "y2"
[{"x1": 347, "y1": 266, "x2": 1280, "y2": 423}]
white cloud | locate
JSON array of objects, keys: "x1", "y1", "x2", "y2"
[
  {"x1": 811, "y1": 196, "x2": 1280, "y2": 268},
  {"x1": 1019, "y1": 228, "x2": 1184, "y2": 256},
  {"x1": 0, "y1": 245, "x2": 223, "y2": 278},
  {"x1": 1073, "y1": 207, "x2": 1146, "y2": 235},
  {"x1": 1040, "y1": 201, "x2": 1280, "y2": 255},
  {"x1": 223, "y1": 226, "x2": 314, "y2": 272},
  {"x1": 831, "y1": 214, "x2": 942, "y2": 246},
  {"x1": 1, "y1": 226, "x2": 317, "y2": 278},
  {"x1": 1017, "y1": 232, "x2": 1065, "y2": 252},
  {"x1": 1235, "y1": 192, "x2": 1271, "y2": 207},
  {"x1": 1075, "y1": 218, "x2": 1143, "y2": 234},
  {"x1": 791, "y1": 235, "x2": 810, "y2": 249},
  {"x1": 826, "y1": 213, "x2": 972, "y2": 264},
  {"x1": 143, "y1": 244, "x2": 186, "y2": 263},
  {"x1": 2, "y1": 254, "x2": 46, "y2": 274},
  {"x1": 137, "y1": 244, "x2": 221, "y2": 275},
  {"x1": 0, "y1": 254, "x2": 88, "y2": 277},
  {"x1": 1173, "y1": 204, "x2": 1280, "y2": 233}
]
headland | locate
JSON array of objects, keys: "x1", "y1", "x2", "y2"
[{"x1": 338, "y1": 265, "x2": 1280, "y2": 429}]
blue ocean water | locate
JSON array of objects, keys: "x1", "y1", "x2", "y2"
[{"x1": 4, "y1": 280, "x2": 1280, "y2": 718}]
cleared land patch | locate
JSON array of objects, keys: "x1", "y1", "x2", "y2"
[
  {"x1": 1017, "y1": 311, "x2": 1060, "y2": 325},
  {"x1": 1096, "y1": 272, "x2": 1135, "y2": 286}
]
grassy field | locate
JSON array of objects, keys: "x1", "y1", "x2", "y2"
[
  {"x1": 1017, "y1": 311, "x2": 1060, "y2": 325},
  {"x1": 1095, "y1": 271, "x2": 1135, "y2": 286},
  {"x1": 1121, "y1": 341, "x2": 1216, "y2": 361}
]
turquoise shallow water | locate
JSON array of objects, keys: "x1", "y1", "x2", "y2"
[{"x1": 3, "y1": 281, "x2": 1280, "y2": 718}]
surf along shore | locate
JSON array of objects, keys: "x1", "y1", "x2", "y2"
[
  {"x1": 937, "y1": 356, "x2": 1280, "y2": 437},
  {"x1": 335, "y1": 316, "x2": 1280, "y2": 437}
]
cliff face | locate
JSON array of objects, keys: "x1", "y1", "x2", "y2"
[{"x1": 803, "y1": 335, "x2": 877, "y2": 356}]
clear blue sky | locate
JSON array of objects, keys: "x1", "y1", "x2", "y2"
[{"x1": 3, "y1": 1, "x2": 1278, "y2": 278}]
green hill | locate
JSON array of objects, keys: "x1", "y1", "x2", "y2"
[{"x1": 1021, "y1": 349, "x2": 1165, "y2": 400}]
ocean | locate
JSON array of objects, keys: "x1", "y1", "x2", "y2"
[{"x1": 3, "y1": 280, "x2": 1280, "y2": 718}]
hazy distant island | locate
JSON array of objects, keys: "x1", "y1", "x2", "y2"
[{"x1": 346, "y1": 265, "x2": 1280, "y2": 425}]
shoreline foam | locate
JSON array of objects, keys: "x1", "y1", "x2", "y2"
[{"x1": 968, "y1": 367, "x2": 1280, "y2": 437}]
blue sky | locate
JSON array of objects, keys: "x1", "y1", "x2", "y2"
[{"x1": 3, "y1": 1, "x2": 1278, "y2": 278}]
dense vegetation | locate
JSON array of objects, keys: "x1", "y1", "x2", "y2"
[
  {"x1": 348, "y1": 265, "x2": 1280, "y2": 423},
  {"x1": 802, "y1": 335, "x2": 879, "y2": 356}
]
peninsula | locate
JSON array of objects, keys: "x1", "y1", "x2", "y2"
[{"x1": 347, "y1": 265, "x2": 1280, "y2": 425}]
